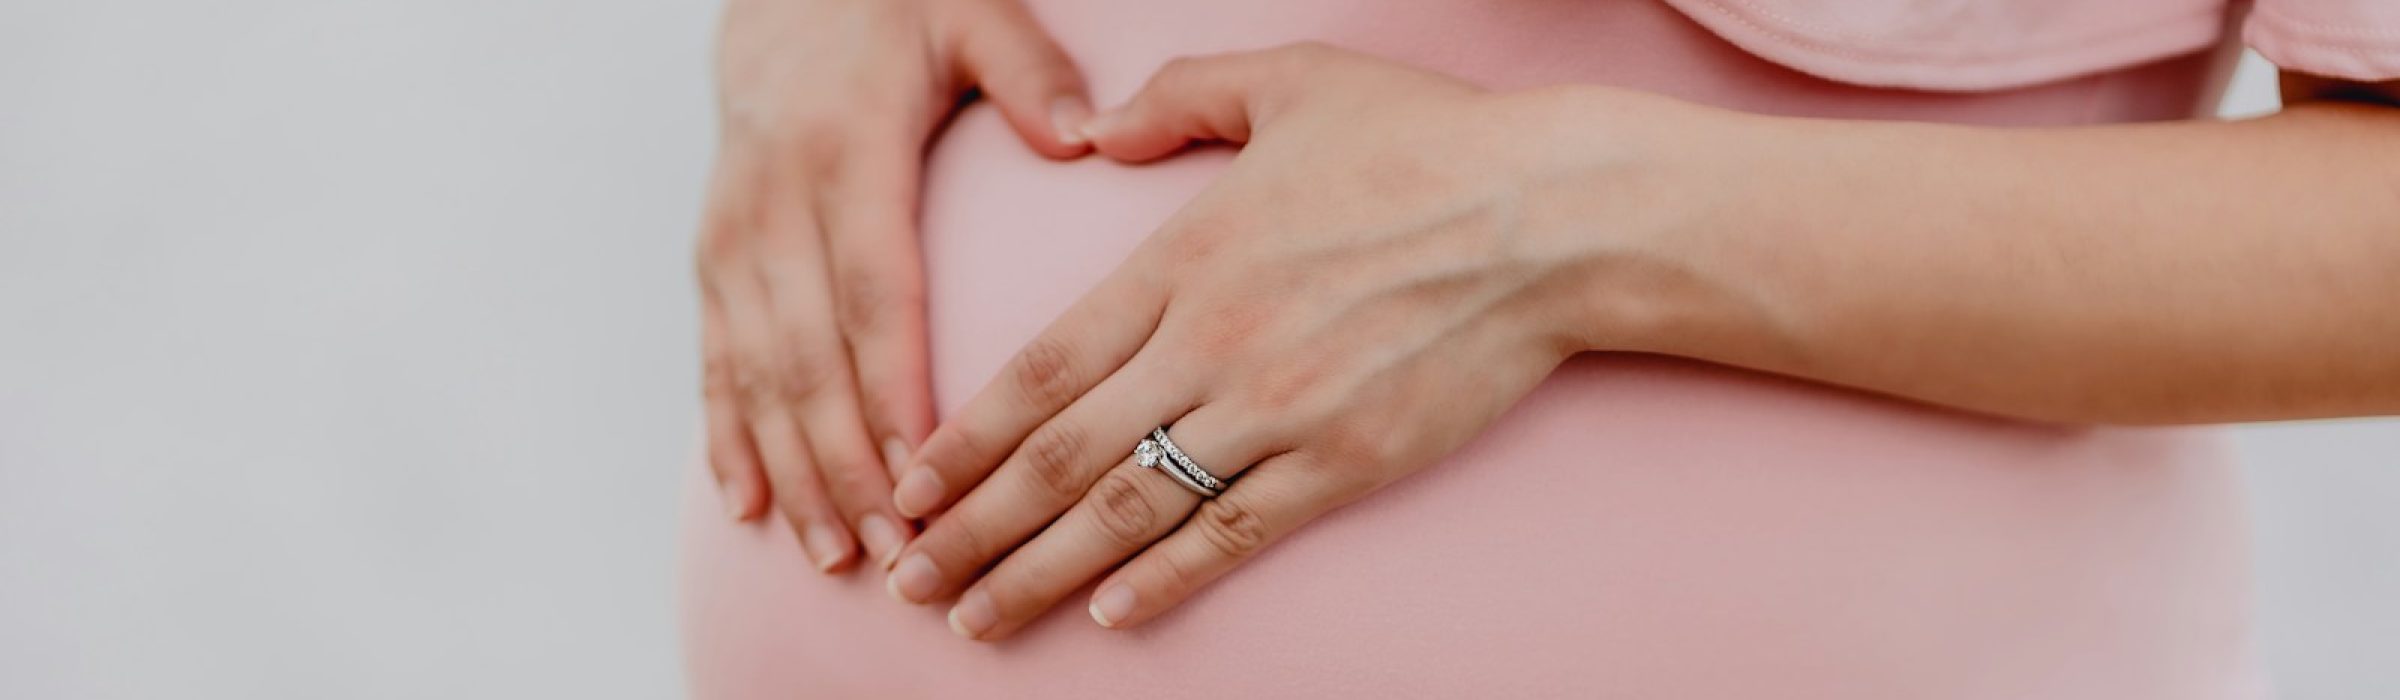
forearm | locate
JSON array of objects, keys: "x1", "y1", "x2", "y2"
[{"x1": 1549, "y1": 93, "x2": 2400, "y2": 424}]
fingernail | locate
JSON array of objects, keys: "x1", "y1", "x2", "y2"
[
  {"x1": 887, "y1": 553, "x2": 942, "y2": 604},
  {"x1": 1090, "y1": 584, "x2": 1136, "y2": 628},
  {"x1": 1052, "y1": 97, "x2": 1094, "y2": 146},
  {"x1": 880, "y1": 438, "x2": 911, "y2": 477},
  {"x1": 803, "y1": 525, "x2": 850, "y2": 573},
  {"x1": 893, "y1": 468, "x2": 945, "y2": 518},
  {"x1": 949, "y1": 590, "x2": 998, "y2": 640},
  {"x1": 857, "y1": 515, "x2": 909, "y2": 570},
  {"x1": 1078, "y1": 109, "x2": 1119, "y2": 142}
]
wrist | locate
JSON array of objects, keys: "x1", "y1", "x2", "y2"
[{"x1": 1499, "y1": 85, "x2": 1803, "y2": 361}]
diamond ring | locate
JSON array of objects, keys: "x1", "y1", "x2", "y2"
[{"x1": 1134, "y1": 426, "x2": 1228, "y2": 498}]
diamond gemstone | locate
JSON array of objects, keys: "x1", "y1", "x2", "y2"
[{"x1": 1134, "y1": 440, "x2": 1162, "y2": 468}]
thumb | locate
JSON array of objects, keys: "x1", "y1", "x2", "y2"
[
  {"x1": 1079, "y1": 46, "x2": 1315, "y2": 163},
  {"x1": 947, "y1": 0, "x2": 1093, "y2": 159}
]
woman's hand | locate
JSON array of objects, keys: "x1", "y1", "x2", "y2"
[
  {"x1": 697, "y1": 0, "x2": 1094, "y2": 571},
  {"x1": 880, "y1": 44, "x2": 1715, "y2": 638}
]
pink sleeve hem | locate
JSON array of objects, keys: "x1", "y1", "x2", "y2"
[
  {"x1": 1660, "y1": 0, "x2": 2227, "y2": 92},
  {"x1": 2244, "y1": 3, "x2": 2400, "y2": 82}
]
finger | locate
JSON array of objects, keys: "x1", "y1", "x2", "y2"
[
  {"x1": 795, "y1": 380, "x2": 916, "y2": 569},
  {"x1": 696, "y1": 161, "x2": 775, "y2": 522},
  {"x1": 889, "y1": 260, "x2": 1169, "y2": 519},
  {"x1": 945, "y1": 457, "x2": 1186, "y2": 639},
  {"x1": 944, "y1": 401, "x2": 1283, "y2": 640},
  {"x1": 700, "y1": 293, "x2": 769, "y2": 521},
  {"x1": 1080, "y1": 47, "x2": 1309, "y2": 162},
  {"x1": 757, "y1": 222, "x2": 915, "y2": 569},
  {"x1": 942, "y1": 0, "x2": 1093, "y2": 156},
  {"x1": 1086, "y1": 451, "x2": 1355, "y2": 630},
  {"x1": 884, "y1": 353, "x2": 1190, "y2": 606},
  {"x1": 821, "y1": 135, "x2": 934, "y2": 484},
  {"x1": 719, "y1": 262, "x2": 856, "y2": 572}
]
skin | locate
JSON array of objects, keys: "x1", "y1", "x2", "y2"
[
  {"x1": 882, "y1": 48, "x2": 1586, "y2": 638},
  {"x1": 871, "y1": 44, "x2": 2400, "y2": 639},
  {"x1": 694, "y1": 0, "x2": 1092, "y2": 571}
]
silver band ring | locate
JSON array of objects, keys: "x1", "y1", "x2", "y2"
[{"x1": 1133, "y1": 426, "x2": 1229, "y2": 498}]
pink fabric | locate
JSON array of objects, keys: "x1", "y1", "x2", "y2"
[
  {"x1": 2247, "y1": 0, "x2": 2400, "y2": 81},
  {"x1": 1668, "y1": 0, "x2": 2400, "y2": 89},
  {"x1": 683, "y1": 1, "x2": 2282, "y2": 697},
  {"x1": 1659, "y1": 0, "x2": 2229, "y2": 90}
]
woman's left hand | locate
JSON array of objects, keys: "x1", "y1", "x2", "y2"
[{"x1": 877, "y1": 44, "x2": 1725, "y2": 639}]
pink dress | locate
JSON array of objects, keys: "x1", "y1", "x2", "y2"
[{"x1": 683, "y1": 1, "x2": 2398, "y2": 697}]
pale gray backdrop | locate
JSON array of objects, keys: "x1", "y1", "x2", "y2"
[{"x1": 1, "y1": 1, "x2": 2392, "y2": 697}]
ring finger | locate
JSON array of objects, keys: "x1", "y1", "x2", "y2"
[
  {"x1": 717, "y1": 261, "x2": 853, "y2": 571},
  {"x1": 944, "y1": 400, "x2": 1280, "y2": 640}
]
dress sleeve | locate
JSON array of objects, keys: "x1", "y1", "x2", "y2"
[{"x1": 2246, "y1": 0, "x2": 2400, "y2": 81}]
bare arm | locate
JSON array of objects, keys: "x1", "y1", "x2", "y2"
[
  {"x1": 879, "y1": 49, "x2": 2400, "y2": 635},
  {"x1": 1563, "y1": 78, "x2": 2400, "y2": 424}
]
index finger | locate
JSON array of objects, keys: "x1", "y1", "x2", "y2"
[{"x1": 889, "y1": 256, "x2": 1171, "y2": 519}]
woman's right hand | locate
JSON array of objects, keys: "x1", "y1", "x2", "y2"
[{"x1": 696, "y1": 0, "x2": 1092, "y2": 572}]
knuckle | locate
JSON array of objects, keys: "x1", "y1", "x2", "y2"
[
  {"x1": 1009, "y1": 338, "x2": 1080, "y2": 408},
  {"x1": 782, "y1": 129, "x2": 847, "y2": 181},
  {"x1": 1194, "y1": 496, "x2": 1269, "y2": 559},
  {"x1": 1148, "y1": 54, "x2": 1224, "y2": 93},
  {"x1": 1154, "y1": 541, "x2": 1207, "y2": 592},
  {"x1": 730, "y1": 362, "x2": 779, "y2": 412},
  {"x1": 937, "y1": 509, "x2": 996, "y2": 563},
  {"x1": 1087, "y1": 473, "x2": 1161, "y2": 548},
  {"x1": 916, "y1": 428, "x2": 980, "y2": 478},
  {"x1": 771, "y1": 350, "x2": 839, "y2": 406},
  {"x1": 768, "y1": 479, "x2": 818, "y2": 516},
  {"x1": 1242, "y1": 366, "x2": 1314, "y2": 415},
  {"x1": 701, "y1": 354, "x2": 740, "y2": 400},
  {"x1": 817, "y1": 453, "x2": 880, "y2": 500},
  {"x1": 1183, "y1": 299, "x2": 1266, "y2": 360},
  {"x1": 751, "y1": 216, "x2": 822, "y2": 258},
  {"x1": 1152, "y1": 222, "x2": 1234, "y2": 278},
  {"x1": 834, "y1": 267, "x2": 921, "y2": 337},
  {"x1": 834, "y1": 268, "x2": 887, "y2": 335},
  {"x1": 1020, "y1": 421, "x2": 1092, "y2": 500},
  {"x1": 854, "y1": 386, "x2": 899, "y2": 437},
  {"x1": 782, "y1": 361, "x2": 840, "y2": 405}
]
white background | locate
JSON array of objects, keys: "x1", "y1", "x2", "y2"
[{"x1": 2, "y1": 1, "x2": 2393, "y2": 697}]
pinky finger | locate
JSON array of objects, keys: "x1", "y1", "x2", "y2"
[
  {"x1": 702, "y1": 301, "x2": 769, "y2": 521},
  {"x1": 1084, "y1": 454, "x2": 1354, "y2": 629}
]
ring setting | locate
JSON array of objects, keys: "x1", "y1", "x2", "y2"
[{"x1": 1134, "y1": 426, "x2": 1229, "y2": 498}]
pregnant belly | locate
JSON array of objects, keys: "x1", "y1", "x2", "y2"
[
  {"x1": 682, "y1": 2, "x2": 2255, "y2": 698},
  {"x1": 679, "y1": 106, "x2": 2255, "y2": 698}
]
